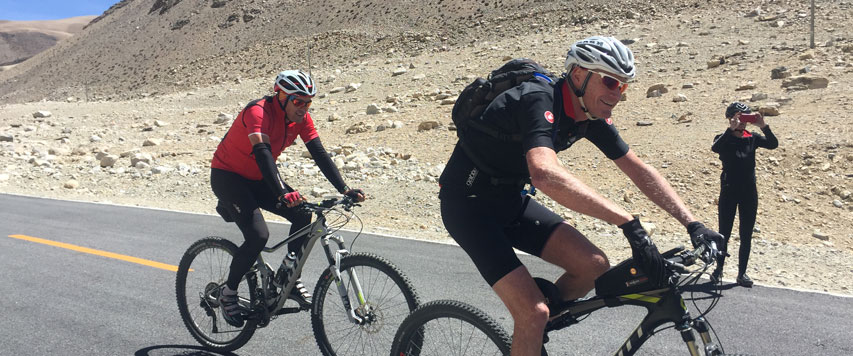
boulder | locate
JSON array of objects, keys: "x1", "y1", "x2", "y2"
[
  {"x1": 366, "y1": 104, "x2": 381, "y2": 115},
  {"x1": 418, "y1": 121, "x2": 441, "y2": 131},
  {"x1": 781, "y1": 76, "x2": 829, "y2": 90},
  {"x1": 771, "y1": 66, "x2": 790, "y2": 79},
  {"x1": 32, "y1": 111, "x2": 52, "y2": 118},
  {"x1": 646, "y1": 84, "x2": 668, "y2": 97}
]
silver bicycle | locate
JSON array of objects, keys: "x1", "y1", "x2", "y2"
[{"x1": 176, "y1": 196, "x2": 420, "y2": 355}]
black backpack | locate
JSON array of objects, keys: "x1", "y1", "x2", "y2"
[
  {"x1": 452, "y1": 58, "x2": 556, "y2": 142},
  {"x1": 451, "y1": 58, "x2": 556, "y2": 181}
]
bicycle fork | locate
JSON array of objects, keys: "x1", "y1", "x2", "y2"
[
  {"x1": 323, "y1": 235, "x2": 369, "y2": 325},
  {"x1": 677, "y1": 316, "x2": 721, "y2": 356},
  {"x1": 691, "y1": 317, "x2": 722, "y2": 356},
  {"x1": 613, "y1": 292, "x2": 721, "y2": 356}
]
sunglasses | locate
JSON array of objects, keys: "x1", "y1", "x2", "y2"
[
  {"x1": 590, "y1": 70, "x2": 629, "y2": 93},
  {"x1": 289, "y1": 96, "x2": 313, "y2": 108}
]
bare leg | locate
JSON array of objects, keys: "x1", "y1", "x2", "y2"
[
  {"x1": 539, "y1": 222, "x2": 610, "y2": 300},
  {"x1": 491, "y1": 223, "x2": 610, "y2": 355},
  {"x1": 492, "y1": 266, "x2": 549, "y2": 356}
]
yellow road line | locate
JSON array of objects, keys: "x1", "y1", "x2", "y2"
[{"x1": 8, "y1": 234, "x2": 180, "y2": 272}]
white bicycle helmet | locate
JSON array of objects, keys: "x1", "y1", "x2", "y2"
[
  {"x1": 274, "y1": 70, "x2": 316, "y2": 96},
  {"x1": 564, "y1": 36, "x2": 636, "y2": 80}
]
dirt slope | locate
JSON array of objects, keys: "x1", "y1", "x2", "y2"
[
  {"x1": 0, "y1": 16, "x2": 95, "y2": 66},
  {"x1": 0, "y1": 0, "x2": 851, "y2": 294}
]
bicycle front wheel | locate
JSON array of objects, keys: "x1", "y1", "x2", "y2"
[
  {"x1": 175, "y1": 237, "x2": 258, "y2": 352},
  {"x1": 390, "y1": 299, "x2": 512, "y2": 356},
  {"x1": 311, "y1": 253, "x2": 420, "y2": 356}
]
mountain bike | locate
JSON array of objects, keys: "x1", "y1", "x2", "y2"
[
  {"x1": 390, "y1": 242, "x2": 725, "y2": 356},
  {"x1": 176, "y1": 196, "x2": 420, "y2": 355}
]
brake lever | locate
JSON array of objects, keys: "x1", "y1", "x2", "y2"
[{"x1": 700, "y1": 241, "x2": 721, "y2": 265}]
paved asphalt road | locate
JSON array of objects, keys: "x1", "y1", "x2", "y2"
[{"x1": 1, "y1": 193, "x2": 852, "y2": 355}]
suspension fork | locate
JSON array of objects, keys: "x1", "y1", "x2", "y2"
[
  {"x1": 693, "y1": 317, "x2": 722, "y2": 355},
  {"x1": 322, "y1": 234, "x2": 367, "y2": 324},
  {"x1": 676, "y1": 317, "x2": 702, "y2": 356},
  {"x1": 674, "y1": 303, "x2": 721, "y2": 355}
]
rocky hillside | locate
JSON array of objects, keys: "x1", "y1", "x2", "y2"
[
  {"x1": 0, "y1": 16, "x2": 95, "y2": 67},
  {"x1": 0, "y1": 0, "x2": 851, "y2": 294},
  {"x1": 1, "y1": 0, "x2": 743, "y2": 103}
]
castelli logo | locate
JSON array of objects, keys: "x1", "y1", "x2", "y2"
[
  {"x1": 605, "y1": 117, "x2": 613, "y2": 125},
  {"x1": 544, "y1": 111, "x2": 554, "y2": 123}
]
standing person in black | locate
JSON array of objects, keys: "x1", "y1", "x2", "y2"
[
  {"x1": 438, "y1": 36, "x2": 724, "y2": 355},
  {"x1": 711, "y1": 102, "x2": 778, "y2": 287}
]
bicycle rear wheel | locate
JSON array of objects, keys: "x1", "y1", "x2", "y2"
[
  {"x1": 311, "y1": 253, "x2": 419, "y2": 356},
  {"x1": 175, "y1": 237, "x2": 258, "y2": 352},
  {"x1": 390, "y1": 299, "x2": 512, "y2": 356}
]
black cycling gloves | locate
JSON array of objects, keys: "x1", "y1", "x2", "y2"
[
  {"x1": 687, "y1": 221, "x2": 726, "y2": 263},
  {"x1": 687, "y1": 221, "x2": 723, "y2": 249},
  {"x1": 344, "y1": 188, "x2": 365, "y2": 202},
  {"x1": 619, "y1": 218, "x2": 667, "y2": 287}
]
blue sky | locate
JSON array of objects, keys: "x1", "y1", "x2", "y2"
[{"x1": 0, "y1": 0, "x2": 118, "y2": 21}]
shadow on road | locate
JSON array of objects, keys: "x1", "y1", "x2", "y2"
[{"x1": 135, "y1": 344, "x2": 238, "y2": 356}]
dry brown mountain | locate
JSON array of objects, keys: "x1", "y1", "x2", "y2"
[
  {"x1": 0, "y1": 0, "x2": 851, "y2": 294},
  {"x1": 0, "y1": 0, "x2": 712, "y2": 103},
  {"x1": 0, "y1": 16, "x2": 95, "y2": 67}
]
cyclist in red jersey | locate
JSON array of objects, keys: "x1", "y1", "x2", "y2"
[{"x1": 210, "y1": 70, "x2": 365, "y2": 327}]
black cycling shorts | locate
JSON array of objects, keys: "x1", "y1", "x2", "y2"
[
  {"x1": 210, "y1": 168, "x2": 311, "y2": 249},
  {"x1": 440, "y1": 190, "x2": 564, "y2": 286}
]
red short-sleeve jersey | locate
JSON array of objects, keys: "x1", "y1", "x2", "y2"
[{"x1": 211, "y1": 97, "x2": 319, "y2": 180}]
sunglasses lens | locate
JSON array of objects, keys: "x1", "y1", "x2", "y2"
[
  {"x1": 601, "y1": 76, "x2": 621, "y2": 90},
  {"x1": 292, "y1": 98, "x2": 312, "y2": 108}
]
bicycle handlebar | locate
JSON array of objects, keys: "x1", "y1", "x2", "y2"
[
  {"x1": 665, "y1": 241, "x2": 720, "y2": 275},
  {"x1": 299, "y1": 195, "x2": 359, "y2": 213}
]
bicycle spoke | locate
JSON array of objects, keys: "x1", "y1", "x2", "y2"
[
  {"x1": 392, "y1": 300, "x2": 510, "y2": 356},
  {"x1": 313, "y1": 253, "x2": 418, "y2": 356},
  {"x1": 177, "y1": 238, "x2": 257, "y2": 351}
]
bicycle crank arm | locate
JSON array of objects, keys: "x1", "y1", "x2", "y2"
[{"x1": 275, "y1": 307, "x2": 304, "y2": 315}]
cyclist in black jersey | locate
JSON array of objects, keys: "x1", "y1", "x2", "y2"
[
  {"x1": 710, "y1": 102, "x2": 778, "y2": 287},
  {"x1": 438, "y1": 36, "x2": 724, "y2": 355}
]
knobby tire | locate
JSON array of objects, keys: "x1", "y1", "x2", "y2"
[
  {"x1": 311, "y1": 253, "x2": 420, "y2": 356},
  {"x1": 390, "y1": 299, "x2": 512, "y2": 356},
  {"x1": 175, "y1": 237, "x2": 258, "y2": 352}
]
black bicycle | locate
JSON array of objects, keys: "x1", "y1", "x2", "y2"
[
  {"x1": 390, "y1": 242, "x2": 725, "y2": 356},
  {"x1": 176, "y1": 196, "x2": 420, "y2": 355}
]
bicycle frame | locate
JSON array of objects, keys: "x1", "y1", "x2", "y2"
[
  {"x1": 245, "y1": 203, "x2": 368, "y2": 326},
  {"x1": 545, "y1": 281, "x2": 718, "y2": 356}
]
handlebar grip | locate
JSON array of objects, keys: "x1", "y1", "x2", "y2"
[{"x1": 660, "y1": 245, "x2": 685, "y2": 259}]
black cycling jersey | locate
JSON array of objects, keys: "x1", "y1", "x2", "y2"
[
  {"x1": 711, "y1": 126, "x2": 778, "y2": 187},
  {"x1": 711, "y1": 125, "x2": 777, "y2": 278},
  {"x1": 438, "y1": 77, "x2": 630, "y2": 286},
  {"x1": 439, "y1": 78, "x2": 629, "y2": 196}
]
